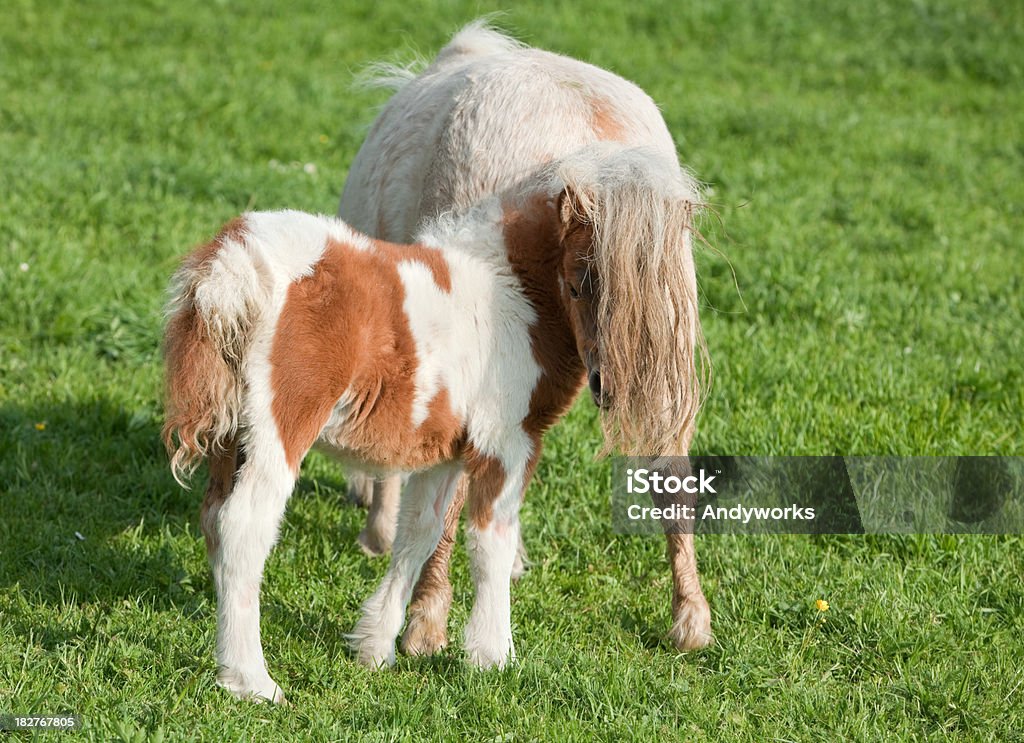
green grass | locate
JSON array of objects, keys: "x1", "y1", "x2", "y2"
[{"x1": 2, "y1": 0, "x2": 1023, "y2": 739}]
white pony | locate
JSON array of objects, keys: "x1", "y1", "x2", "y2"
[{"x1": 338, "y1": 23, "x2": 712, "y2": 659}]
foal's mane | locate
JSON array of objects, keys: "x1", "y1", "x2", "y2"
[{"x1": 552, "y1": 145, "x2": 709, "y2": 457}]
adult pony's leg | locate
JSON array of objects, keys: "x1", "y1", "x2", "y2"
[
  {"x1": 652, "y1": 459, "x2": 712, "y2": 651},
  {"x1": 665, "y1": 532, "x2": 712, "y2": 650},
  {"x1": 349, "y1": 463, "x2": 463, "y2": 668},
  {"x1": 346, "y1": 470, "x2": 375, "y2": 508},
  {"x1": 207, "y1": 430, "x2": 297, "y2": 703},
  {"x1": 357, "y1": 475, "x2": 401, "y2": 556},
  {"x1": 401, "y1": 476, "x2": 466, "y2": 655}
]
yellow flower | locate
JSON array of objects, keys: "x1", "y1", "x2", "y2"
[
  {"x1": 319, "y1": 134, "x2": 329, "y2": 144},
  {"x1": 34, "y1": 422, "x2": 46, "y2": 431},
  {"x1": 815, "y1": 599, "x2": 830, "y2": 612}
]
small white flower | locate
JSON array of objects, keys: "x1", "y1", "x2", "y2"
[
  {"x1": 19, "y1": 262, "x2": 29, "y2": 272},
  {"x1": 303, "y1": 162, "x2": 317, "y2": 175}
]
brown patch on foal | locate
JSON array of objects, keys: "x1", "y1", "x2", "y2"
[
  {"x1": 501, "y1": 194, "x2": 589, "y2": 443},
  {"x1": 269, "y1": 237, "x2": 459, "y2": 472},
  {"x1": 373, "y1": 241, "x2": 452, "y2": 293},
  {"x1": 465, "y1": 446, "x2": 508, "y2": 530}
]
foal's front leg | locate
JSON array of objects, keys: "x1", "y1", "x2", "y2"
[
  {"x1": 401, "y1": 478, "x2": 528, "y2": 658},
  {"x1": 463, "y1": 451, "x2": 531, "y2": 669},
  {"x1": 349, "y1": 463, "x2": 462, "y2": 668}
]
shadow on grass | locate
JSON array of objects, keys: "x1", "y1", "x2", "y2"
[{"x1": 0, "y1": 398, "x2": 363, "y2": 630}]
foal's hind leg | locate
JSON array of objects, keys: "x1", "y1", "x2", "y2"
[
  {"x1": 207, "y1": 431, "x2": 296, "y2": 703},
  {"x1": 350, "y1": 463, "x2": 462, "y2": 668},
  {"x1": 200, "y1": 438, "x2": 239, "y2": 557}
]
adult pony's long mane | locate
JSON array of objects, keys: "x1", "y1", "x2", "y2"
[{"x1": 556, "y1": 146, "x2": 709, "y2": 457}]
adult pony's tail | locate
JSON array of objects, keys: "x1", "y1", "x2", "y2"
[
  {"x1": 357, "y1": 19, "x2": 521, "y2": 94},
  {"x1": 557, "y1": 146, "x2": 710, "y2": 457},
  {"x1": 162, "y1": 217, "x2": 269, "y2": 486}
]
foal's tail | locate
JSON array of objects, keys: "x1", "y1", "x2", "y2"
[{"x1": 162, "y1": 217, "x2": 270, "y2": 486}]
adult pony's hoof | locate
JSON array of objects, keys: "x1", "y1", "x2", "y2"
[
  {"x1": 668, "y1": 595, "x2": 713, "y2": 651},
  {"x1": 357, "y1": 525, "x2": 393, "y2": 557},
  {"x1": 510, "y1": 537, "x2": 528, "y2": 581}
]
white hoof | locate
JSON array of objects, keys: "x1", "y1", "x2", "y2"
[
  {"x1": 216, "y1": 667, "x2": 286, "y2": 704},
  {"x1": 354, "y1": 640, "x2": 396, "y2": 670},
  {"x1": 348, "y1": 623, "x2": 397, "y2": 670},
  {"x1": 464, "y1": 625, "x2": 515, "y2": 669}
]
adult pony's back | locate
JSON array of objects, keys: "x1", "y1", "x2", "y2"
[
  {"x1": 341, "y1": 22, "x2": 679, "y2": 242},
  {"x1": 339, "y1": 22, "x2": 712, "y2": 653}
]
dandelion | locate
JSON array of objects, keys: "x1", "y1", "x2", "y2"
[
  {"x1": 34, "y1": 422, "x2": 46, "y2": 431},
  {"x1": 318, "y1": 134, "x2": 329, "y2": 144},
  {"x1": 795, "y1": 598, "x2": 832, "y2": 664}
]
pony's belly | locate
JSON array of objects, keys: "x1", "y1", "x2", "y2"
[
  {"x1": 314, "y1": 390, "x2": 465, "y2": 474},
  {"x1": 309, "y1": 439, "x2": 413, "y2": 478}
]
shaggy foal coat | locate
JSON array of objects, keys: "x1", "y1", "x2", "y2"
[
  {"x1": 163, "y1": 159, "x2": 634, "y2": 700},
  {"x1": 338, "y1": 21, "x2": 712, "y2": 658}
]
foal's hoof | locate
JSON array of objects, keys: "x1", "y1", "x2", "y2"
[
  {"x1": 401, "y1": 612, "x2": 449, "y2": 657},
  {"x1": 464, "y1": 621, "x2": 515, "y2": 670},
  {"x1": 668, "y1": 596, "x2": 713, "y2": 651},
  {"x1": 216, "y1": 668, "x2": 287, "y2": 704},
  {"x1": 348, "y1": 632, "x2": 397, "y2": 670},
  {"x1": 465, "y1": 641, "x2": 515, "y2": 670}
]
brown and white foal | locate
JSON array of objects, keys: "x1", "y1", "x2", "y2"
[{"x1": 162, "y1": 151, "x2": 669, "y2": 702}]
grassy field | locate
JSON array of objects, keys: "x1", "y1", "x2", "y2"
[{"x1": 2, "y1": 0, "x2": 1023, "y2": 740}]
